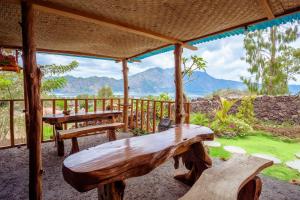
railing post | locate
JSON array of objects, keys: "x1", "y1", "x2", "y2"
[
  {"x1": 9, "y1": 100, "x2": 15, "y2": 147},
  {"x1": 94, "y1": 99, "x2": 97, "y2": 112},
  {"x1": 140, "y1": 100, "x2": 144, "y2": 130},
  {"x1": 185, "y1": 102, "x2": 191, "y2": 124},
  {"x1": 146, "y1": 100, "x2": 150, "y2": 132},
  {"x1": 130, "y1": 99, "x2": 134, "y2": 129},
  {"x1": 135, "y1": 99, "x2": 139, "y2": 129},
  {"x1": 152, "y1": 101, "x2": 157, "y2": 133},
  {"x1": 85, "y1": 99, "x2": 88, "y2": 112}
]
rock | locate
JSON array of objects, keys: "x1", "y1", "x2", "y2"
[
  {"x1": 286, "y1": 160, "x2": 300, "y2": 171},
  {"x1": 223, "y1": 146, "x2": 246, "y2": 154},
  {"x1": 251, "y1": 153, "x2": 281, "y2": 164},
  {"x1": 203, "y1": 141, "x2": 221, "y2": 147},
  {"x1": 295, "y1": 152, "x2": 300, "y2": 159}
]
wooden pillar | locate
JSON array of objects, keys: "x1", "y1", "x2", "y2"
[
  {"x1": 122, "y1": 59, "x2": 129, "y2": 132},
  {"x1": 174, "y1": 44, "x2": 184, "y2": 124},
  {"x1": 21, "y1": 1, "x2": 43, "y2": 199}
]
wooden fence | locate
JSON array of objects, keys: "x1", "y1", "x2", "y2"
[{"x1": 0, "y1": 98, "x2": 190, "y2": 149}]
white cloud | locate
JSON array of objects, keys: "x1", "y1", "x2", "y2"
[{"x1": 35, "y1": 34, "x2": 300, "y2": 84}]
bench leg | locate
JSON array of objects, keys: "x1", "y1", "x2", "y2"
[
  {"x1": 98, "y1": 181, "x2": 125, "y2": 200},
  {"x1": 57, "y1": 139, "x2": 65, "y2": 157},
  {"x1": 70, "y1": 137, "x2": 80, "y2": 155},
  {"x1": 107, "y1": 129, "x2": 117, "y2": 141},
  {"x1": 238, "y1": 176, "x2": 262, "y2": 200},
  {"x1": 174, "y1": 142, "x2": 212, "y2": 186}
]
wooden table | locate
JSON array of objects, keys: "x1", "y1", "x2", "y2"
[
  {"x1": 43, "y1": 111, "x2": 122, "y2": 156},
  {"x1": 63, "y1": 124, "x2": 214, "y2": 199}
]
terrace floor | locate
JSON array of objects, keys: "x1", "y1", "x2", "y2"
[{"x1": 0, "y1": 133, "x2": 299, "y2": 200}]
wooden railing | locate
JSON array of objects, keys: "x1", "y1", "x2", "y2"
[{"x1": 0, "y1": 98, "x2": 190, "y2": 149}]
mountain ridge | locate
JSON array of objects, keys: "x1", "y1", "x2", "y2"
[{"x1": 54, "y1": 67, "x2": 300, "y2": 96}]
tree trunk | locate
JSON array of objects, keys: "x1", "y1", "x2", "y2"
[
  {"x1": 174, "y1": 44, "x2": 184, "y2": 124},
  {"x1": 21, "y1": 1, "x2": 43, "y2": 199},
  {"x1": 122, "y1": 59, "x2": 129, "y2": 132}
]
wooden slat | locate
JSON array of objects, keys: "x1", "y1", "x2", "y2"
[
  {"x1": 140, "y1": 100, "x2": 144, "y2": 129},
  {"x1": 185, "y1": 102, "x2": 190, "y2": 124},
  {"x1": 41, "y1": 100, "x2": 44, "y2": 142},
  {"x1": 58, "y1": 122, "x2": 125, "y2": 140},
  {"x1": 94, "y1": 99, "x2": 97, "y2": 112},
  {"x1": 168, "y1": 102, "x2": 171, "y2": 118},
  {"x1": 160, "y1": 101, "x2": 163, "y2": 119},
  {"x1": 102, "y1": 99, "x2": 106, "y2": 111},
  {"x1": 85, "y1": 99, "x2": 88, "y2": 112},
  {"x1": 135, "y1": 99, "x2": 139, "y2": 128},
  {"x1": 146, "y1": 100, "x2": 150, "y2": 132},
  {"x1": 130, "y1": 99, "x2": 134, "y2": 128},
  {"x1": 52, "y1": 99, "x2": 56, "y2": 114},
  {"x1": 32, "y1": 1, "x2": 197, "y2": 51},
  {"x1": 117, "y1": 99, "x2": 121, "y2": 111},
  {"x1": 75, "y1": 99, "x2": 78, "y2": 128},
  {"x1": 152, "y1": 101, "x2": 156, "y2": 133},
  {"x1": 9, "y1": 100, "x2": 14, "y2": 147},
  {"x1": 110, "y1": 99, "x2": 113, "y2": 110},
  {"x1": 63, "y1": 99, "x2": 67, "y2": 130},
  {"x1": 258, "y1": 0, "x2": 275, "y2": 19}
]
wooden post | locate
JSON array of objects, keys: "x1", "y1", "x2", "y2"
[
  {"x1": 152, "y1": 101, "x2": 156, "y2": 133},
  {"x1": 174, "y1": 44, "x2": 184, "y2": 124},
  {"x1": 9, "y1": 100, "x2": 15, "y2": 147},
  {"x1": 21, "y1": 1, "x2": 43, "y2": 199},
  {"x1": 22, "y1": 55, "x2": 30, "y2": 148},
  {"x1": 122, "y1": 59, "x2": 129, "y2": 132}
]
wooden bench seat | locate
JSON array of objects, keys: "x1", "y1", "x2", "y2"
[
  {"x1": 62, "y1": 124, "x2": 214, "y2": 199},
  {"x1": 179, "y1": 155, "x2": 273, "y2": 200},
  {"x1": 57, "y1": 122, "x2": 124, "y2": 156}
]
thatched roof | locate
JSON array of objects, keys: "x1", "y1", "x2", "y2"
[{"x1": 1, "y1": 0, "x2": 300, "y2": 60}]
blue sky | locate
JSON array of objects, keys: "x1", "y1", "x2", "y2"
[{"x1": 37, "y1": 34, "x2": 300, "y2": 84}]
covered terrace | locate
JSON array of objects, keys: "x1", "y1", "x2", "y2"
[{"x1": 1, "y1": 0, "x2": 300, "y2": 200}]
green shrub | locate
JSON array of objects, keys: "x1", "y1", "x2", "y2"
[
  {"x1": 191, "y1": 113, "x2": 210, "y2": 127},
  {"x1": 211, "y1": 116, "x2": 253, "y2": 137},
  {"x1": 131, "y1": 128, "x2": 148, "y2": 136},
  {"x1": 215, "y1": 98, "x2": 236, "y2": 123},
  {"x1": 236, "y1": 96, "x2": 255, "y2": 123}
]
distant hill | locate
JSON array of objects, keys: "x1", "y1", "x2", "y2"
[{"x1": 54, "y1": 67, "x2": 300, "y2": 97}]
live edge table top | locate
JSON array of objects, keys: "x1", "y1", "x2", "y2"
[{"x1": 62, "y1": 124, "x2": 214, "y2": 192}]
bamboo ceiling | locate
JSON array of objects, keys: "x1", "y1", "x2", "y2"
[{"x1": 0, "y1": 0, "x2": 300, "y2": 60}]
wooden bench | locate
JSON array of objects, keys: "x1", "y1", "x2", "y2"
[
  {"x1": 179, "y1": 155, "x2": 273, "y2": 200},
  {"x1": 57, "y1": 122, "x2": 124, "y2": 156},
  {"x1": 62, "y1": 124, "x2": 214, "y2": 199}
]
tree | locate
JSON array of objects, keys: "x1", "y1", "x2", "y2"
[
  {"x1": 241, "y1": 23, "x2": 300, "y2": 95},
  {"x1": 0, "y1": 49, "x2": 79, "y2": 99},
  {"x1": 97, "y1": 85, "x2": 113, "y2": 98}
]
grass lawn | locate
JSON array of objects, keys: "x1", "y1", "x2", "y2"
[{"x1": 209, "y1": 131, "x2": 300, "y2": 181}]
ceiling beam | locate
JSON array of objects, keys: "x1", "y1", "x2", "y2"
[
  {"x1": 258, "y1": 0, "x2": 275, "y2": 19},
  {"x1": 31, "y1": 1, "x2": 197, "y2": 51}
]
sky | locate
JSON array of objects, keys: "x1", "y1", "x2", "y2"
[{"x1": 36, "y1": 33, "x2": 300, "y2": 85}]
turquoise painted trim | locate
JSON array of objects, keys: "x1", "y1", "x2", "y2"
[{"x1": 133, "y1": 12, "x2": 300, "y2": 61}]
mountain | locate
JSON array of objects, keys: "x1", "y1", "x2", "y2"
[{"x1": 54, "y1": 67, "x2": 300, "y2": 97}]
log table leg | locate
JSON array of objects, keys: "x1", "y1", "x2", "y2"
[
  {"x1": 174, "y1": 142, "x2": 212, "y2": 186},
  {"x1": 108, "y1": 129, "x2": 117, "y2": 141},
  {"x1": 55, "y1": 123, "x2": 65, "y2": 156},
  {"x1": 238, "y1": 176, "x2": 262, "y2": 200},
  {"x1": 70, "y1": 137, "x2": 80, "y2": 154},
  {"x1": 98, "y1": 181, "x2": 126, "y2": 200}
]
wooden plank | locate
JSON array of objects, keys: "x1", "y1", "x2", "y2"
[
  {"x1": 94, "y1": 99, "x2": 97, "y2": 112},
  {"x1": 52, "y1": 99, "x2": 56, "y2": 114},
  {"x1": 168, "y1": 102, "x2": 172, "y2": 118},
  {"x1": 9, "y1": 100, "x2": 15, "y2": 147},
  {"x1": 63, "y1": 124, "x2": 213, "y2": 192},
  {"x1": 85, "y1": 99, "x2": 88, "y2": 112},
  {"x1": 63, "y1": 99, "x2": 67, "y2": 130},
  {"x1": 32, "y1": 1, "x2": 197, "y2": 51},
  {"x1": 146, "y1": 100, "x2": 150, "y2": 132},
  {"x1": 135, "y1": 99, "x2": 139, "y2": 128},
  {"x1": 43, "y1": 111, "x2": 122, "y2": 124},
  {"x1": 110, "y1": 99, "x2": 113, "y2": 110},
  {"x1": 75, "y1": 99, "x2": 78, "y2": 128},
  {"x1": 258, "y1": 0, "x2": 275, "y2": 19},
  {"x1": 152, "y1": 101, "x2": 156, "y2": 133},
  {"x1": 160, "y1": 101, "x2": 163, "y2": 119},
  {"x1": 130, "y1": 99, "x2": 134, "y2": 128},
  {"x1": 117, "y1": 99, "x2": 121, "y2": 111},
  {"x1": 179, "y1": 155, "x2": 273, "y2": 200},
  {"x1": 21, "y1": 1, "x2": 43, "y2": 198},
  {"x1": 102, "y1": 99, "x2": 106, "y2": 111},
  {"x1": 174, "y1": 44, "x2": 184, "y2": 124},
  {"x1": 140, "y1": 100, "x2": 144, "y2": 130},
  {"x1": 122, "y1": 60, "x2": 129, "y2": 132},
  {"x1": 58, "y1": 123, "x2": 124, "y2": 139},
  {"x1": 185, "y1": 102, "x2": 191, "y2": 124}
]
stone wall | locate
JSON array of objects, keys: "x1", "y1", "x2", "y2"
[{"x1": 191, "y1": 95, "x2": 300, "y2": 124}]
